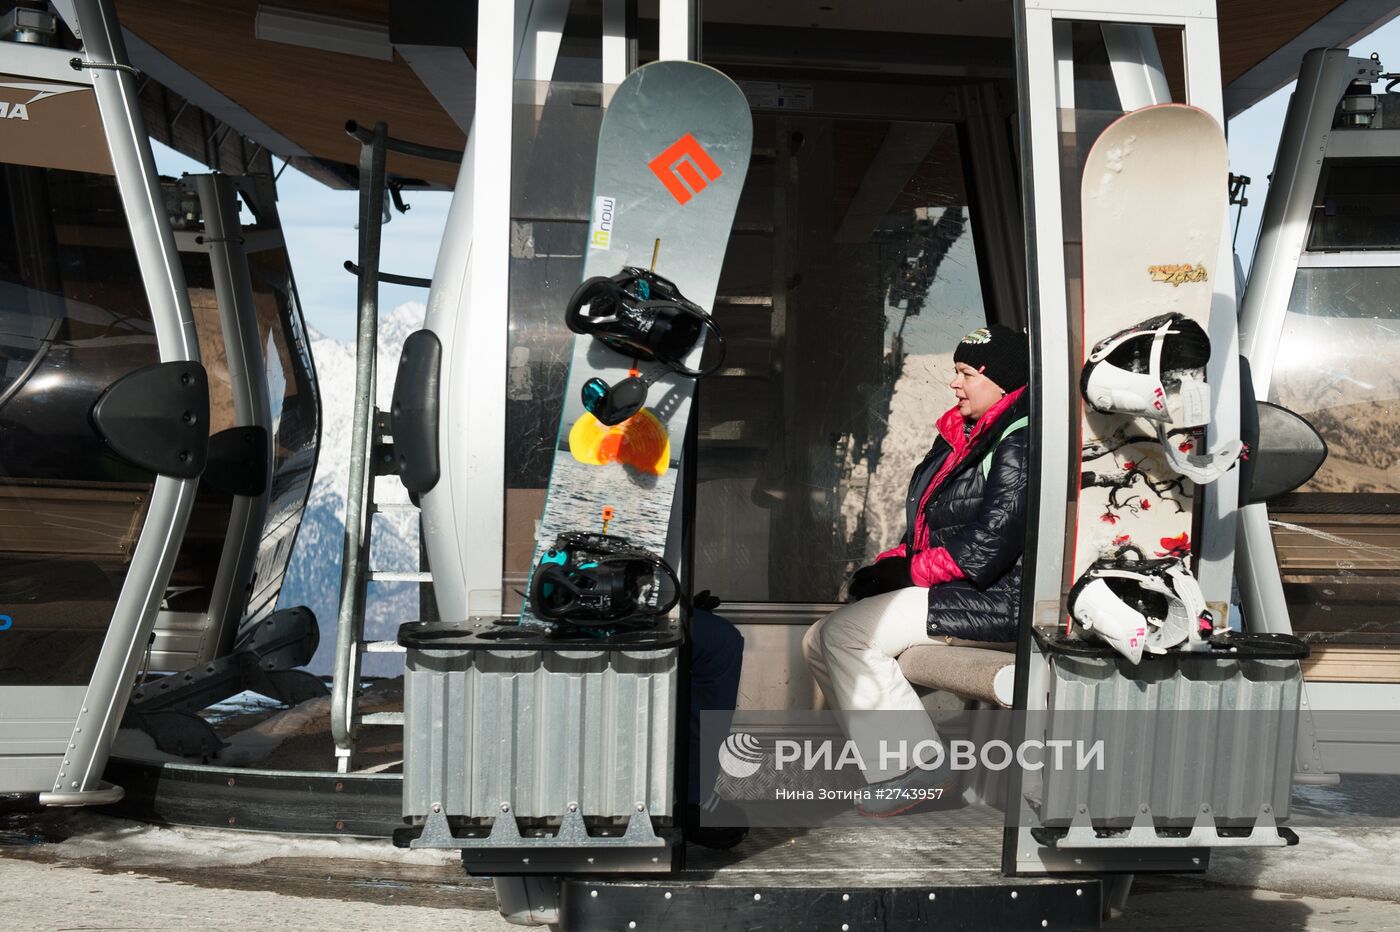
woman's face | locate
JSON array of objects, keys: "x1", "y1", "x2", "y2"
[{"x1": 950, "y1": 362, "x2": 1005, "y2": 420}]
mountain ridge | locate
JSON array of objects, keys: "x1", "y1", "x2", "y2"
[{"x1": 276, "y1": 301, "x2": 426, "y2": 676}]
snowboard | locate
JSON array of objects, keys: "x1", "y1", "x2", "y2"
[
  {"x1": 1071, "y1": 105, "x2": 1230, "y2": 620},
  {"x1": 520, "y1": 61, "x2": 752, "y2": 626}
]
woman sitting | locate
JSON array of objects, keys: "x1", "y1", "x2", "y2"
[{"x1": 802, "y1": 324, "x2": 1030, "y2": 816}]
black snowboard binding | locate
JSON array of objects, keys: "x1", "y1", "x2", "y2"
[
  {"x1": 568, "y1": 268, "x2": 726, "y2": 425},
  {"x1": 528, "y1": 531, "x2": 679, "y2": 627}
]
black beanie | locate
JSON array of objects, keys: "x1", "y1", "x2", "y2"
[{"x1": 953, "y1": 325, "x2": 1029, "y2": 393}]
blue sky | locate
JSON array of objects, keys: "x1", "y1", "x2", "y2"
[{"x1": 153, "y1": 20, "x2": 1400, "y2": 342}]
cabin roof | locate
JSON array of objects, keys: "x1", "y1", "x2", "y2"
[{"x1": 109, "y1": 0, "x2": 1397, "y2": 188}]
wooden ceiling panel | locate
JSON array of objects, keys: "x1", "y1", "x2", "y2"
[
  {"x1": 114, "y1": 0, "x2": 466, "y2": 185},
  {"x1": 1218, "y1": 0, "x2": 1349, "y2": 85},
  {"x1": 111, "y1": 0, "x2": 1368, "y2": 189}
]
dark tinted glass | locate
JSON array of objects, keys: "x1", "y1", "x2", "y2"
[{"x1": 0, "y1": 165, "x2": 159, "y2": 686}]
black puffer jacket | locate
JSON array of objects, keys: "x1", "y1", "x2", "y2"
[{"x1": 901, "y1": 392, "x2": 1030, "y2": 642}]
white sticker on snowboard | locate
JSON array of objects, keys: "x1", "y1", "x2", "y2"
[
  {"x1": 589, "y1": 196, "x2": 616, "y2": 250},
  {"x1": 1178, "y1": 377, "x2": 1211, "y2": 427}
]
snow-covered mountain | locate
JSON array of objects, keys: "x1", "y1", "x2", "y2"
[{"x1": 276, "y1": 302, "x2": 427, "y2": 677}]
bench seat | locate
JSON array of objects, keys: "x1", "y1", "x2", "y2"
[{"x1": 898, "y1": 642, "x2": 1016, "y2": 708}]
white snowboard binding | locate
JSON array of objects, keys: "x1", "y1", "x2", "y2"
[
  {"x1": 1069, "y1": 547, "x2": 1217, "y2": 662},
  {"x1": 1080, "y1": 313, "x2": 1243, "y2": 484}
]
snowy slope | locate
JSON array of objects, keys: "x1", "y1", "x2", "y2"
[{"x1": 276, "y1": 301, "x2": 426, "y2": 676}]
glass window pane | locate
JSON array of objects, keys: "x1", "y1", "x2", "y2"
[
  {"x1": 1307, "y1": 161, "x2": 1400, "y2": 252},
  {"x1": 1267, "y1": 265, "x2": 1400, "y2": 644},
  {"x1": 0, "y1": 164, "x2": 160, "y2": 686},
  {"x1": 248, "y1": 247, "x2": 320, "y2": 618},
  {"x1": 502, "y1": 82, "x2": 608, "y2": 610},
  {"x1": 165, "y1": 252, "x2": 234, "y2": 613},
  {"x1": 693, "y1": 117, "x2": 989, "y2": 602}
]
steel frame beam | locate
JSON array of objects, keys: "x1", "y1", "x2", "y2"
[{"x1": 42, "y1": 0, "x2": 200, "y2": 805}]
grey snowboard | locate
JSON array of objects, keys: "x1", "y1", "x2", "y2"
[{"x1": 521, "y1": 61, "x2": 753, "y2": 624}]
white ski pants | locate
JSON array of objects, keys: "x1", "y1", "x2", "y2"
[{"x1": 802, "y1": 586, "x2": 944, "y2": 778}]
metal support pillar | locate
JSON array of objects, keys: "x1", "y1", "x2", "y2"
[
  {"x1": 658, "y1": 0, "x2": 696, "y2": 61},
  {"x1": 419, "y1": 0, "x2": 567, "y2": 623},
  {"x1": 50, "y1": 0, "x2": 199, "y2": 804}
]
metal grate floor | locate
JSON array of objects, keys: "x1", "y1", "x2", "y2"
[{"x1": 678, "y1": 809, "x2": 1048, "y2": 887}]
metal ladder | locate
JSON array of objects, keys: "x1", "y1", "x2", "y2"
[{"x1": 328, "y1": 121, "x2": 459, "y2": 773}]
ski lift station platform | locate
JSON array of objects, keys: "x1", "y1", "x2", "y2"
[{"x1": 4, "y1": 0, "x2": 1400, "y2": 928}]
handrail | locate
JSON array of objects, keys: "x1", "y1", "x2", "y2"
[
  {"x1": 329, "y1": 122, "x2": 388, "y2": 772},
  {"x1": 343, "y1": 259, "x2": 430, "y2": 289},
  {"x1": 344, "y1": 120, "x2": 463, "y2": 164}
]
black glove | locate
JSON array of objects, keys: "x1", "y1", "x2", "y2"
[
  {"x1": 847, "y1": 556, "x2": 913, "y2": 602},
  {"x1": 692, "y1": 589, "x2": 722, "y2": 612}
]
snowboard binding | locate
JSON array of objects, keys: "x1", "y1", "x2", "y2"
[
  {"x1": 1080, "y1": 313, "x2": 1242, "y2": 484},
  {"x1": 528, "y1": 531, "x2": 679, "y2": 627},
  {"x1": 567, "y1": 267, "x2": 726, "y2": 378},
  {"x1": 569, "y1": 268, "x2": 726, "y2": 426},
  {"x1": 1068, "y1": 546, "x2": 1217, "y2": 663}
]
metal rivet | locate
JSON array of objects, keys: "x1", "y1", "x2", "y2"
[
  {"x1": 335, "y1": 820, "x2": 345, "y2": 831},
  {"x1": 1011, "y1": 891, "x2": 1019, "y2": 899},
  {"x1": 1042, "y1": 922, "x2": 1049, "y2": 928},
  {"x1": 500, "y1": 802, "x2": 510, "y2": 813},
  {"x1": 1075, "y1": 888, "x2": 1083, "y2": 897},
  {"x1": 929, "y1": 893, "x2": 936, "y2": 901},
  {"x1": 664, "y1": 892, "x2": 672, "y2": 900},
  {"x1": 636, "y1": 802, "x2": 645, "y2": 812},
  {"x1": 568, "y1": 802, "x2": 579, "y2": 813},
  {"x1": 842, "y1": 926, "x2": 849, "y2": 931},
  {"x1": 842, "y1": 894, "x2": 849, "y2": 901},
  {"x1": 71, "y1": 781, "x2": 78, "y2": 788},
  {"x1": 81, "y1": 708, "x2": 88, "y2": 714},
  {"x1": 228, "y1": 816, "x2": 236, "y2": 825},
  {"x1": 591, "y1": 890, "x2": 598, "y2": 898},
  {"x1": 754, "y1": 893, "x2": 761, "y2": 901},
  {"x1": 628, "y1": 923, "x2": 636, "y2": 930},
  {"x1": 227, "y1": 778, "x2": 235, "y2": 787},
  {"x1": 432, "y1": 803, "x2": 442, "y2": 813}
]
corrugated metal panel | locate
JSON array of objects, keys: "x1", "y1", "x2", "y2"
[
  {"x1": 403, "y1": 645, "x2": 677, "y2": 820},
  {"x1": 1040, "y1": 653, "x2": 1302, "y2": 828}
]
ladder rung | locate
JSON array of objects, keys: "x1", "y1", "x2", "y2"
[
  {"x1": 363, "y1": 640, "x2": 407, "y2": 653},
  {"x1": 360, "y1": 711, "x2": 405, "y2": 726},
  {"x1": 369, "y1": 570, "x2": 433, "y2": 583},
  {"x1": 374, "y1": 501, "x2": 420, "y2": 514}
]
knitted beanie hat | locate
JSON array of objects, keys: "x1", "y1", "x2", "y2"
[{"x1": 953, "y1": 325, "x2": 1029, "y2": 393}]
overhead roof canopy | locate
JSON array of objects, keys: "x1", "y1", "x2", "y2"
[{"x1": 107, "y1": 0, "x2": 1398, "y2": 188}]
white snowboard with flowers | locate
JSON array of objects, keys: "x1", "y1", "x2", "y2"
[{"x1": 1072, "y1": 104, "x2": 1228, "y2": 580}]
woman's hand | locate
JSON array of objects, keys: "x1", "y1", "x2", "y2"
[{"x1": 847, "y1": 556, "x2": 913, "y2": 601}]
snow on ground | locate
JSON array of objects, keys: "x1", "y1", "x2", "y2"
[
  {"x1": 1, "y1": 857, "x2": 511, "y2": 931},
  {"x1": 41, "y1": 811, "x2": 456, "y2": 870},
  {"x1": 1208, "y1": 827, "x2": 1400, "y2": 902}
]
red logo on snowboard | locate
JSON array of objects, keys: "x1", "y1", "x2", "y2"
[{"x1": 649, "y1": 133, "x2": 722, "y2": 204}]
